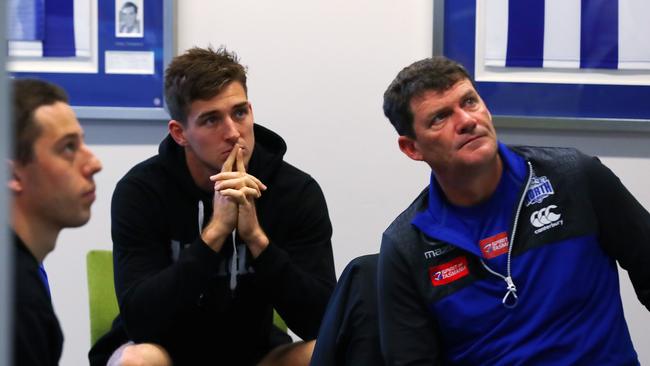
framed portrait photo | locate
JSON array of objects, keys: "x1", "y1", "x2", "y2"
[{"x1": 116, "y1": 0, "x2": 144, "y2": 38}]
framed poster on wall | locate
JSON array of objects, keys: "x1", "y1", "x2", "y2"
[
  {"x1": 434, "y1": 0, "x2": 650, "y2": 131},
  {"x1": 7, "y1": 0, "x2": 174, "y2": 120}
]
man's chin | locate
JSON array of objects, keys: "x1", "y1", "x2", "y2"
[
  {"x1": 459, "y1": 135, "x2": 494, "y2": 151},
  {"x1": 63, "y1": 214, "x2": 91, "y2": 229},
  {"x1": 457, "y1": 143, "x2": 498, "y2": 166}
]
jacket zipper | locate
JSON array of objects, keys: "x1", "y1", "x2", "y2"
[{"x1": 479, "y1": 161, "x2": 534, "y2": 308}]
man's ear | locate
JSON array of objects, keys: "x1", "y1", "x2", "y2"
[
  {"x1": 168, "y1": 120, "x2": 187, "y2": 146},
  {"x1": 7, "y1": 160, "x2": 23, "y2": 193},
  {"x1": 398, "y1": 135, "x2": 423, "y2": 161}
]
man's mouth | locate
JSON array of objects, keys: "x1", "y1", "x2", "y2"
[
  {"x1": 83, "y1": 187, "x2": 96, "y2": 202},
  {"x1": 458, "y1": 135, "x2": 483, "y2": 149}
]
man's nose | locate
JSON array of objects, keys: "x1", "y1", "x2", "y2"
[
  {"x1": 81, "y1": 145, "x2": 102, "y2": 176},
  {"x1": 223, "y1": 118, "x2": 241, "y2": 142},
  {"x1": 455, "y1": 108, "x2": 477, "y2": 134}
]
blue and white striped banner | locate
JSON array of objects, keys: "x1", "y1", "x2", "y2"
[
  {"x1": 484, "y1": 0, "x2": 650, "y2": 70},
  {"x1": 43, "y1": 0, "x2": 77, "y2": 57}
]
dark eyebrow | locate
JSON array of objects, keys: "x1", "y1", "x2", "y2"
[
  {"x1": 461, "y1": 90, "x2": 477, "y2": 100},
  {"x1": 196, "y1": 101, "x2": 249, "y2": 121},
  {"x1": 232, "y1": 101, "x2": 249, "y2": 110},
  {"x1": 57, "y1": 132, "x2": 81, "y2": 143},
  {"x1": 53, "y1": 133, "x2": 81, "y2": 150},
  {"x1": 425, "y1": 105, "x2": 452, "y2": 121},
  {"x1": 422, "y1": 90, "x2": 477, "y2": 122},
  {"x1": 196, "y1": 109, "x2": 221, "y2": 121}
]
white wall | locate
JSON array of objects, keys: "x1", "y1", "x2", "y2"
[{"x1": 45, "y1": 1, "x2": 650, "y2": 365}]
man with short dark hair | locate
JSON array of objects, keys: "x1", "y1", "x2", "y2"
[
  {"x1": 378, "y1": 56, "x2": 650, "y2": 365},
  {"x1": 89, "y1": 46, "x2": 335, "y2": 365},
  {"x1": 10, "y1": 78, "x2": 103, "y2": 365}
]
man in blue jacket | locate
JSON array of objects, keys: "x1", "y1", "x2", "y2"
[{"x1": 378, "y1": 56, "x2": 650, "y2": 365}]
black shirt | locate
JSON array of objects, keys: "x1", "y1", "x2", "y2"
[{"x1": 13, "y1": 233, "x2": 63, "y2": 366}]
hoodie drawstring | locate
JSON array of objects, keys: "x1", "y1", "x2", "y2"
[
  {"x1": 198, "y1": 200, "x2": 238, "y2": 292},
  {"x1": 230, "y1": 232, "x2": 238, "y2": 291},
  {"x1": 198, "y1": 201, "x2": 204, "y2": 235}
]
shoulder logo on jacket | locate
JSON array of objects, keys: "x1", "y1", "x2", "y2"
[
  {"x1": 428, "y1": 256, "x2": 469, "y2": 286},
  {"x1": 525, "y1": 175, "x2": 554, "y2": 206},
  {"x1": 530, "y1": 204, "x2": 563, "y2": 234}
]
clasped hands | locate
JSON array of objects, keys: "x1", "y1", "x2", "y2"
[{"x1": 201, "y1": 145, "x2": 269, "y2": 257}]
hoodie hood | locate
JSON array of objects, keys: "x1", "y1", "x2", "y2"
[
  {"x1": 247, "y1": 123, "x2": 287, "y2": 183},
  {"x1": 157, "y1": 123, "x2": 288, "y2": 200},
  {"x1": 155, "y1": 123, "x2": 290, "y2": 292}
]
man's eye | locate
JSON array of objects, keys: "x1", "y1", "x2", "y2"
[
  {"x1": 233, "y1": 108, "x2": 248, "y2": 120},
  {"x1": 430, "y1": 113, "x2": 448, "y2": 127},
  {"x1": 204, "y1": 116, "x2": 219, "y2": 125},
  {"x1": 463, "y1": 97, "x2": 478, "y2": 108},
  {"x1": 62, "y1": 142, "x2": 78, "y2": 155}
]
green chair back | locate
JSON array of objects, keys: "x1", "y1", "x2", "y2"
[
  {"x1": 86, "y1": 250, "x2": 119, "y2": 346},
  {"x1": 273, "y1": 308, "x2": 288, "y2": 333},
  {"x1": 86, "y1": 249, "x2": 287, "y2": 344}
]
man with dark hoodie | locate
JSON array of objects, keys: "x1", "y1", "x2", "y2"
[{"x1": 89, "y1": 46, "x2": 336, "y2": 365}]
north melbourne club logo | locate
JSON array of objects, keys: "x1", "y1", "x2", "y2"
[{"x1": 525, "y1": 175, "x2": 554, "y2": 206}]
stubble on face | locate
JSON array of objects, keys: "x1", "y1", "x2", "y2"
[
  {"x1": 181, "y1": 82, "x2": 256, "y2": 189},
  {"x1": 20, "y1": 102, "x2": 101, "y2": 230},
  {"x1": 408, "y1": 80, "x2": 498, "y2": 176}
]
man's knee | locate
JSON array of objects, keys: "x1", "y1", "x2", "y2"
[
  {"x1": 258, "y1": 340, "x2": 315, "y2": 366},
  {"x1": 114, "y1": 343, "x2": 172, "y2": 366}
]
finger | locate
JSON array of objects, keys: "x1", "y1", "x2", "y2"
[
  {"x1": 211, "y1": 172, "x2": 250, "y2": 180},
  {"x1": 221, "y1": 146, "x2": 239, "y2": 173},
  {"x1": 211, "y1": 172, "x2": 240, "y2": 182},
  {"x1": 236, "y1": 146, "x2": 246, "y2": 173},
  {"x1": 218, "y1": 188, "x2": 247, "y2": 204},
  {"x1": 215, "y1": 177, "x2": 261, "y2": 196},
  {"x1": 212, "y1": 173, "x2": 266, "y2": 191},
  {"x1": 217, "y1": 182, "x2": 261, "y2": 200},
  {"x1": 239, "y1": 186, "x2": 262, "y2": 199},
  {"x1": 216, "y1": 172, "x2": 265, "y2": 190},
  {"x1": 247, "y1": 174, "x2": 267, "y2": 191}
]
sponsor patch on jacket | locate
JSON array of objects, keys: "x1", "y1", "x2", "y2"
[
  {"x1": 479, "y1": 232, "x2": 509, "y2": 259},
  {"x1": 429, "y1": 256, "x2": 469, "y2": 286},
  {"x1": 530, "y1": 204, "x2": 564, "y2": 234},
  {"x1": 525, "y1": 175, "x2": 554, "y2": 206}
]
